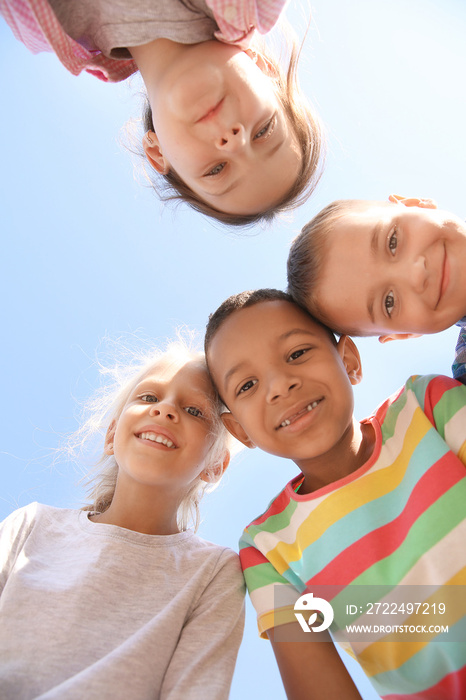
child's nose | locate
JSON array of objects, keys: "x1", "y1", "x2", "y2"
[
  {"x1": 215, "y1": 124, "x2": 246, "y2": 151},
  {"x1": 149, "y1": 401, "x2": 179, "y2": 422},
  {"x1": 266, "y1": 372, "x2": 300, "y2": 403},
  {"x1": 408, "y1": 255, "x2": 428, "y2": 294}
]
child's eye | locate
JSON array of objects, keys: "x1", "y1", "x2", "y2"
[
  {"x1": 388, "y1": 228, "x2": 398, "y2": 255},
  {"x1": 384, "y1": 291, "x2": 395, "y2": 317},
  {"x1": 288, "y1": 348, "x2": 308, "y2": 362},
  {"x1": 254, "y1": 115, "x2": 276, "y2": 141},
  {"x1": 140, "y1": 393, "x2": 158, "y2": 403},
  {"x1": 238, "y1": 379, "x2": 258, "y2": 395},
  {"x1": 185, "y1": 406, "x2": 203, "y2": 417},
  {"x1": 205, "y1": 162, "x2": 226, "y2": 177}
]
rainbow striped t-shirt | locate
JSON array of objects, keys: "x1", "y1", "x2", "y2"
[{"x1": 239, "y1": 375, "x2": 466, "y2": 699}]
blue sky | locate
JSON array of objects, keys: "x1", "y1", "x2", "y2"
[{"x1": 1, "y1": 1, "x2": 465, "y2": 698}]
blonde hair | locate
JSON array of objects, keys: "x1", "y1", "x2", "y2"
[
  {"x1": 65, "y1": 338, "x2": 231, "y2": 531},
  {"x1": 137, "y1": 31, "x2": 324, "y2": 228}
]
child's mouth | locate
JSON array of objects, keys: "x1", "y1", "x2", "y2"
[
  {"x1": 137, "y1": 431, "x2": 177, "y2": 449},
  {"x1": 436, "y1": 245, "x2": 449, "y2": 308},
  {"x1": 196, "y1": 98, "x2": 224, "y2": 123},
  {"x1": 277, "y1": 399, "x2": 323, "y2": 429}
]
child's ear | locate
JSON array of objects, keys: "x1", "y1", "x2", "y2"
[
  {"x1": 378, "y1": 333, "x2": 423, "y2": 344},
  {"x1": 143, "y1": 131, "x2": 169, "y2": 174},
  {"x1": 104, "y1": 419, "x2": 117, "y2": 455},
  {"x1": 221, "y1": 412, "x2": 256, "y2": 449},
  {"x1": 337, "y1": 335, "x2": 363, "y2": 385},
  {"x1": 388, "y1": 194, "x2": 437, "y2": 210},
  {"x1": 201, "y1": 451, "x2": 230, "y2": 484}
]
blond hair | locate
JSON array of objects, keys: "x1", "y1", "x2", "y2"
[{"x1": 65, "y1": 338, "x2": 231, "y2": 531}]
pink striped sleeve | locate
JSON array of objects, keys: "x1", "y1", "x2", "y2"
[
  {"x1": 206, "y1": 0, "x2": 288, "y2": 47},
  {"x1": 0, "y1": 0, "x2": 137, "y2": 82}
]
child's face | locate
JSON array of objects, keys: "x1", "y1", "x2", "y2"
[
  {"x1": 207, "y1": 301, "x2": 360, "y2": 465},
  {"x1": 108, "y1": 360, "x2": 217, "y2": 494},
  {"x1": 146, "y1": 42, "x2": 301, "y2": 215},
  {"x1": 313, "y1": 201, "x2": 466, "y2": 339}
]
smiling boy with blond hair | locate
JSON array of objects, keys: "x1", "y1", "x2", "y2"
[{"x1": 286, "y1": 195, "x2": 466, "y2": 382}]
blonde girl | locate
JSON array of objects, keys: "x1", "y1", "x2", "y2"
[
  {"x1": 0, "y1": 340, "x2": 245, "y2": 700},
  {"x1": 0, "y1": 0, "x2": 323, "y2": 226}
]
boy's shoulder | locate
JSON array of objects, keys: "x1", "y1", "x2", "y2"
[{"x1": 239, "y1": 475, "x2": 302, "y2": 544}]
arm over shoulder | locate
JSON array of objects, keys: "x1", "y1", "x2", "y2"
[
  {"x1": 452, "y1": 322, "x2": 466, "y2": 384},
  {"x1": 410, "y1": 375, "x2": 466, "y2": 462}
]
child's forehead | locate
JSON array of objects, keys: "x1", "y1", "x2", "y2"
[
  {"x1": 136, "y1": 359, "x2": 210, "y2": 391},
  {"x1": 334, "y1": 202, "x2": 394, "y2": 231},
  {"x1": 213, "y1": 300, "x2": 329, "y2": 349}
]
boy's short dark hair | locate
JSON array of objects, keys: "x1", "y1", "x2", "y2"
[
  {"x1": 205, "y1": 289, "x2": 292, "y2": 355},
  {"x1": 205, "y1": 288, "x2": 337, "y2": 360}
]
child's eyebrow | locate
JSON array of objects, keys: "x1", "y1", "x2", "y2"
[
  {"x1": 279, "y1": 328, "x2": 317, "y2": 342},
  {"x1": 206, "y1": 139, "x2": 286, "y2": 198},
  {"x1": 132, "y1": 380, "x2": 211, "y2": 403},
  {"x1": 210, "y1": 178, "x2": 241, "y2": 198},
  {"x1": 133, "y1": 380, "x2": 157, "y2": 392},
  {"x1": 370, "y1": 221, "x2": 384, "y2": 257},
  {"x1": 223, "y1": 362, "x2": 246, "y2": 392},
  {"x1": 367, "y1": 294, "x2": 376, "y2": 324}
]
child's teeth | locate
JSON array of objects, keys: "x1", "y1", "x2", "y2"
[
  {"x1": 281, "y1": 401, "x2": 320, "y2": 428},
  {"x1": 140, "y1": 432, "x2": 175, "y2": 448}
]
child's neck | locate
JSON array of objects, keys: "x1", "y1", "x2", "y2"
[
  {"x1": 128, "y1": 38, "x2": 188, "y2": 105},
  {"x1": 89, "y1": 479, "x2": 181, "y2": 536},
  {"x1": 296, "y1": 419, "x2": 376, "y2": 495}
]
